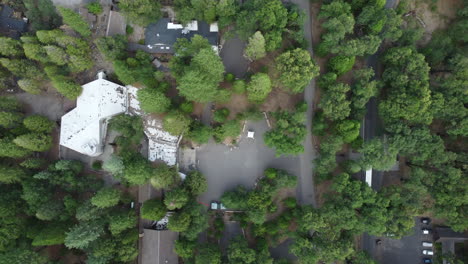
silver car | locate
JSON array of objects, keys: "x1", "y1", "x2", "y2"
[{"x1": 422, "y1": 242, "x2": 433, "y2": 247}]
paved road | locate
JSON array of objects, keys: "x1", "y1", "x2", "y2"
[
  {"x1": 363, "y1": 217, "x2": 433, "y2": 264},
  {"x1": 286, "y1": 0, "x2": 317, "y2": 207},
  {"x1": 362, "y1": 0, "x2": 398, "y2": 192},
  {"x1": 197, "y1": 120, "x2": 300, "y2": 205}
]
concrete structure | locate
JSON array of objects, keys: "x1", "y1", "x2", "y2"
[
  {"x1": 60, "y1": 73, "x2": 127, "y2": 156},
  {"x1": 140, "y1": 229, "x2": 179, "y2": 264},
  {"x1": 145, "y1": 18, "x2": 219, "y2": 53}
]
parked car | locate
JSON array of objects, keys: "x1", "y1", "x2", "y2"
[
  {"x1": 421, "y1": 217, "x2": 431, "y2": 224},
  {"x1": 422, "y1": 228, "x2": 431, "y2": 235},
  {"x1": 423, "y1": 250, "x2": 434, "y2": 256},
  {"x1": 422, "y1": 242, "x2": 433, "y2": 247},
  {"x1": 423, "y1": 258, "x2": 432, "y2": 263}
]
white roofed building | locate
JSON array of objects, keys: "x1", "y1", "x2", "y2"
[
  {"x1": 60, "y1": 74, "x2": 181, "y2": 166},
  {"x1": 60, "y1": 74, "x2": 127, "y2": 156}
]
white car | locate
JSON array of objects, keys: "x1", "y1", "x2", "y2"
[
  {"x1": 422, "y1": 228, "x2": 431, "y2": 235},
  {"x1": 422, "y1": 242, "x2": 433, "y2": 247},
  {"x1": 423, "y1": 250, "x2": 434, "y2": 256}
]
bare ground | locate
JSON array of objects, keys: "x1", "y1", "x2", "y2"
[{"x1": 411, "y1": 0, "x2": 463, "y2": 33}]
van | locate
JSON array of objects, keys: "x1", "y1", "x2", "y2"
[{"x1": 422, "y1": 242, "x2": 433, "y2": 247}]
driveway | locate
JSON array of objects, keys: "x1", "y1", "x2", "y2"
[
  {"x1": 285, "y1": 0, "x2": 317, "y2": 207},
  {"x1": 197, "y1": 119, "x2": 300, "y2": 205},
  {"x1": 363, "y1": 217, "x2": 433, "y2": 264},
  {"x1": 220, "y1": 36, "x2": 249, "y2": 78}
]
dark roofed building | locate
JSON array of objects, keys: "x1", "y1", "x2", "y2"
[
  {"x1": 0, "y1": 5, "x2": 27, "y2": 39},
  {"x1": 434, "y1": 227, "x2": 468, "y2": 242},
  {"x1": 145, "y1": 18, "x2": 219, "y2": 54},
  {"x1": 434, "y1": 227, "x2": 468, "y2": 264}
]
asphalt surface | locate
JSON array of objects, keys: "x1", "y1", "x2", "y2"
[
  {"x1": 363, "y1": 218, "x2": 434, "y2": 264},
  {"x1": 197, "y1": 120, "x2": 300, "y2": 205},
  {"x1": 287, "y1": 0, "x2": 317, "y2": 207},
  {"x1": 220, "y1": 36, "x2": 250, "y2": 78}
]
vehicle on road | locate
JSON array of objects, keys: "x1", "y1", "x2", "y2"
[
  {"x1": 421, "y1": 217, "x2": 431, "y2": 224},
  {"x1": 423, "y1": 250, "x2": 434, "y2": 256},
  {"x1": 247, "y1": 130, "x2": 255, "y2": 139},
  {"x1": 423, "y1": 258, "x2": 432, "y2": 263},
  {"x1": 422, "y1": 228, "x2": 431, "y2": 235},
  {"x1": 422, "y1": 242, "x2": 433, "y2": 247}
]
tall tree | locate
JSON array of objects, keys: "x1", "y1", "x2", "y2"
[
  {"x1": 118, "y1": 0, "x2": 162, "y2": 26},
  {"x1": 246, "y1": 73, "x2": 272, "y2": 103},
  {"x1": 56, "y1": 7, "x2": 91, "y2": 37},
  {"x1": 276, "y1": 48, "x2": 320, "y2": 93},
  {"x1": 244, "y1": 31, "x2": 266, "y2": 61}
]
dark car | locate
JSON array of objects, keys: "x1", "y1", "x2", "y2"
[
  {"x1": 421, "y1": 217, "x2": 431, "y2": 224},
  {"x1": 423, "y1": 258, "x2": 432, "y2": 263}
]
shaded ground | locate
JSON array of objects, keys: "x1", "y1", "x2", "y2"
[
  {"x1": 220, "y1": 221, "x2": 243, "y2": 252},
  {"x1": 197, "y1": 119, "x2": 300, "y2": 206},
  {"x1": 15, "y1": 92, "x2": 67, "y2": 122},
  {"x1": 269, "y1": 239, "x2": 296, "y2": 261},
  {"x1": 220, "y1": 36, "x2": 249, "y2": 78}
]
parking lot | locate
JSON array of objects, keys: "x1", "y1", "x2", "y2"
[
  {"x1": 196, "y1": 119, "x2": 300, "y2": 206},
  {"x1": 363, "y1": 217, "x2": 434, "y2": 264}
]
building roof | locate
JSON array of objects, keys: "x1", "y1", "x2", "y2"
[
  {"x1": 145, "y1": 18, "x2": 219, "y2": 53},
  {"x1": 435, "y1": 227, "x2": 468, "y2": 242},
  {"x1": 60, "y1": 77, "x2": 127, "y2": 156},
  {"x1": 141, "y1": 229, "x2": 179, "y2": 264},
  {"x1": 0, "y1": 5, "x2": 27, "y2": 39},
  {"x1": 127, "y1": 86, "x2": 179, "y2": 165}
]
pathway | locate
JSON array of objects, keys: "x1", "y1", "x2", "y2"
[{"x1": 287, "y1": 0, "x2": 317, "y2": 207}]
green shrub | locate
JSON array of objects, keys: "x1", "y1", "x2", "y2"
[
  {"x1": 188, "y1": 122, "x2": 212, "y2": 144},
  {"x1": 0, "y1": 111, "x2": 23, "y2": 128},
  {"x1": 179, "y1": 101, "x2": 194, "y2": 113},
  {"x1": 86, "y1": 2, "x2": 103, "y2": 15},
  {"x1": 126, "y1": 25, "x2": 134, "y2": 35},
  {"x1": 23, "y1": 115, "x2": 54, "y2": 133},
  {"x1": 312, "y1": 111, "x2": 327, "y2": 136},
  {"x1": 342, "y1": 160, "x2": 361, "y2": 174},
  {"x1": 17, "y1": 79, "x2": 42, "y2": 94},
  {"x1": 213, "y1": 120, "x2": 241, "y2": 142},
  {"x1": 225, "y1": 73, "x2": 235, "y2": 82},
  {"x1": 213, "y1": 108, "x2": 230, "y2": 123},
  {"x1": 20, "y1": 158, "x2": 46, "y2": 169},
  {"x1": 163, "y1": 111, "x2": 191, "y2": 136},
  {"x1": 327, "y1": 56, "x2": 355, "y2": 76},
  {"x1": 141, "y1": 198, "x2": 167, "y2": 220},
  {"x1": 57, "y1": 7, "x2": 91, "y2": 37},
  {"x1": 92, "y1": 160, "x2": 102, "y2": 170},
  {"x1": 91, "y1": 187, "x2": 121, "y2": 208},
  {"x1": 137, "y1": 87, "x2": 171, "y2": 114},
  {"x1": 232, "y1": 79, "x2": 246, "y2": 94},
  {"x1": 13, "y1": 133, "x2": 52, "y2": 152},
  {"x1": 283, "y1": 197, "x2": 297, "y2": 208},
  {"x1": 265, "y1": 168, "x2": 277, "y2": 179}
]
